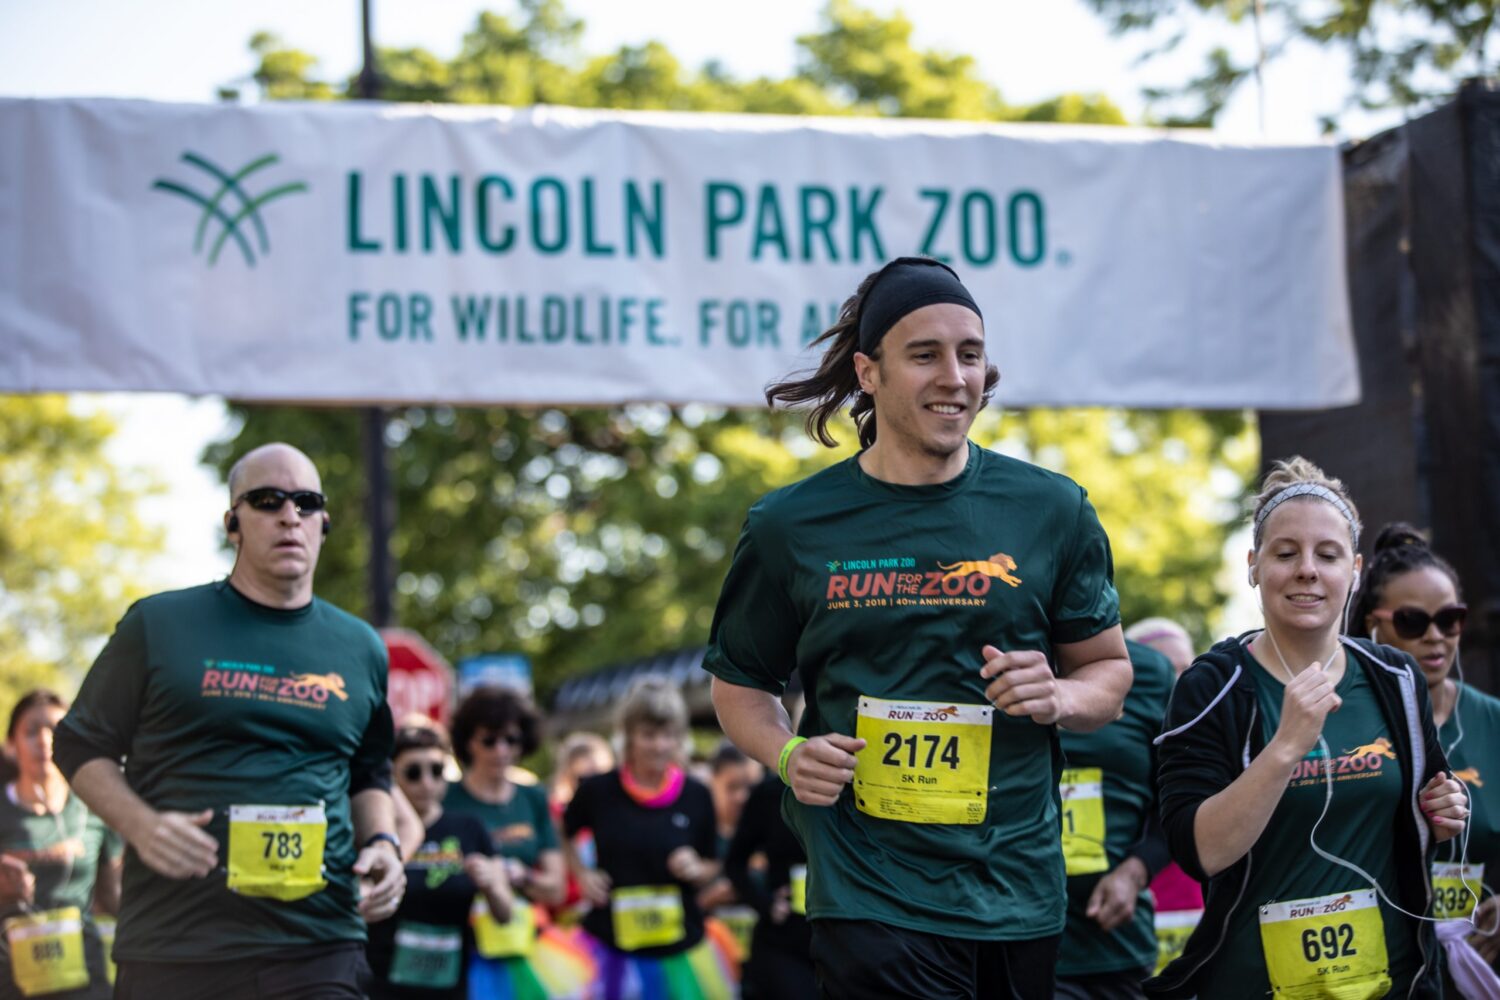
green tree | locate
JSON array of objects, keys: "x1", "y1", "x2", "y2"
[
  {"x1": 214, "y1": 2, "x2": 1248, "y2": 695},
  {"x1": 1087, "y1": 0, "x2": 1497, "y2": 127},
  {"x1": 0, "y1": 396, "x2": 163, "y2": 711}
]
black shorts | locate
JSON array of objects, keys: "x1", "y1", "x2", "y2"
[
  {"x1": 810, "y1": 918, "x2": 1060, "y2": 1000},
  {"x1": 114, "y1": 942, "x2": 368, "y2": 1000},
  {"x1": 1053, "y1": 966, "x2": 1150, "y2": 1000}
]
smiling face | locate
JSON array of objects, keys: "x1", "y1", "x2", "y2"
[
  {"x1": 1250, "y1": 498, "x2": 1362, "y2": 637},
  {"x1": 1366, "y1": 565, "x2": 1462, "y2": 687},
  {"x1": 854, "y1": 303, "x2": 988, "y2": 464},
  {"x1": 625, "y1": 722, "x2": 683, "y2": 783}
]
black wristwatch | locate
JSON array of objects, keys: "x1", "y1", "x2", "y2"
[{"x1": 363, "y1": 832, "x2": 401, "y2": 855}]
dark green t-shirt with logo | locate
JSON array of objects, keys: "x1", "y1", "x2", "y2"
[
  {"x1": 0, "y1": 789, "x2": 121, "y2": 918},
  {"x1": 1436, "y1": 683, "x2": 1500, "y2": 903},
  {"x1": 54, "y1": 582, "x2": 394, "y2": 962},
  {"x1": 0, "y1": 788, "x2": 122, "y2": 992},
  {"x1": 1199, "y1": 643, "x2": 1418, "y2": 999},
  {"x1": 704, "y1": 442, "x2": 1120, "y2": 940},
  {"x1": 441, "y1": 781, "x2": 557, "y2": 868},
  {"x1": 1056, "y1": 639, "x2": 1173, "y2": 975}
]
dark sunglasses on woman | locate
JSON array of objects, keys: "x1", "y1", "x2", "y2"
[
  {"x1": 1371, "y1": 604, "x2": 1467, "y2": 640},
  {"x1": 401, "y1": 762, "x2": 446, "y2": 783}
]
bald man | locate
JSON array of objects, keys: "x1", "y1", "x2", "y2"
[{"x1": 55, "y1": 444, "x2": 403, "y2": 999}]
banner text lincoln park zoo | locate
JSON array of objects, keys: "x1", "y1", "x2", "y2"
[{"x1": 343, "y1": 171, "x2": 1050, "y2": 350}]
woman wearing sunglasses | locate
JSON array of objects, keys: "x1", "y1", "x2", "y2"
[
  {"x1": 366, "y1": 721, "x2": 512, "y2": 999},
  {"x1": 1353, "y1": 524, "x2": 1500, "y2": 990},
  {"x1": 444, "y1": 688, "x2": 587, "y2": 997}
]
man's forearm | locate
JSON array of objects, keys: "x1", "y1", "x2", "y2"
[
  {"x1": 710, "y1": 678, "x2": 796, "y2": 772},
  {"x1": 352, "y1": 789, "x2": 397, "y2": 844},
  {"x1": 1056, "y1": 657, "x2": 1133, "y2": 732},
  {"x1": 69, "y1": 758, "x2": 156, "y2": 846}
]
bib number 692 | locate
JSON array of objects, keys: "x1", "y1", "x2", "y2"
[{"x1": 1300, "y1": 923, "x2": 1357, "y2": 963}]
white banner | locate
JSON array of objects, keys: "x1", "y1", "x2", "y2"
[{"x1": 0, "y1": 98, "x2": 1357, "y2": 408}]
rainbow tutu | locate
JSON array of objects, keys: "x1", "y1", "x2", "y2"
[
  {"x1": 575, "y1": 921, "x2": 739, "y2": 1000},
  {"x1": 467, "y1": 924, "x2": 598, "y2": 1000}
]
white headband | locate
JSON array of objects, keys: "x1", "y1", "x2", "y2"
[{"x1": 1253, "y1": 482, "x2": 1359, "y2": 547}]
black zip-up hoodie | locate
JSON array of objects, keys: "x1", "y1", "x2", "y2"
[{"x1": 1144, "y1": 633, "x2": 1448, "y2": 999}]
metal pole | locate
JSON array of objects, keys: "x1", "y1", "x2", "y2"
[{"x1": 357, "y1": 0, "x2": 395, "y2": 627}]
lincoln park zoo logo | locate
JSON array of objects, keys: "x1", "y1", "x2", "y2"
[
  {"x1": 825, "y1": 552, "x2": 1023, "y2": 611},
  {"x1": 152, "y1": 151, "x2": 308, "y2": 268}
]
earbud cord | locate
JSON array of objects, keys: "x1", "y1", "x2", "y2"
[{"x1": 1261, "y1": 620, "x2": 1486, "y2": 930}]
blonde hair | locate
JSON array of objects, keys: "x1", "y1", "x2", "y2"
[
  {"x1": 1251, "y1": 456, "x2": 1361, "y2": 550},
  {"x1": 617, "y1": 676, "x2": 689, "y2": 737}
]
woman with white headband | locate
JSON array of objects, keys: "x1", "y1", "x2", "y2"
[{"x1": 1145, "y1": 457, "x2": 1467, "y2": 999}]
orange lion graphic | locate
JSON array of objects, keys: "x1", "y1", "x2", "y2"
[
  {"x1": 938, "y1": 553, "x2": 1022, "y2": 588},
  {"x1": 290, "y1": 672, "x2": 349, "y2": 701},
  {"x1": 1454, "y1": 767, "x2": 1483, "y2": 787},
  {"x1": 1343, "y1": 737, "x2": 1397, "y2": 760}
]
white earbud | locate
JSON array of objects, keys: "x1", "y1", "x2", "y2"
[{"x1": 1247, "y1": 565, "x2": 1257, "y2": 588}]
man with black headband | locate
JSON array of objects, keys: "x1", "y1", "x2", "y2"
[
  {"x1": 54, "y1": 443, "x2": 403, "y2": 998},
  {"x1": 704, "y1": 258, "x2": 1133, "y2": 999}
]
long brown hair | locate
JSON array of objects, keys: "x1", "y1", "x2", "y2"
[{"x1": 764, "y1": 265, "x2": 1000, "y2": 449}]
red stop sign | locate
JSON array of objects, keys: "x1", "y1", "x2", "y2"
[{"x1": 381, "y1": 628, "x2": 455, "y2": 726}]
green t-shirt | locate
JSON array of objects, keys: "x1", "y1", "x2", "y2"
[
  {"x1": 1200, "y1": 644, "x2": 1419, "y2": 999},
  {"x1": 1056, "y1": 639, "x2": 1174, "y2": 975},
  {"x1": 1436, "y1": 682, "x2": 1500, "y2": 896},
  {"x1": 54, "y1": 582, "x2": 394, "y2": 962},
  {"x1": 0, "y1": 788, "x2": 120, "y2": 918},
  {"x1": 441, "y1": 780, "x2": 558, "y2": 868},
  {"x1": 704, "y1": 442, "x2": 1120, "y2": 940}
]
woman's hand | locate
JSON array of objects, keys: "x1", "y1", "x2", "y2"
[
  {"x1": 1267, "y1": 665, "x2": 1341, "y2": 762},
  {"x1": 1419, "y1": 771, "x2": 1469, "y2": 842}
]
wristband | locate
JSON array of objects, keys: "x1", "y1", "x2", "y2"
[
  {"x1": 778, "y1": 736, "x2": 808, "y2": 785},
  {"x1": 363, "y1": 832, "x2": 401, "y2": 855}
]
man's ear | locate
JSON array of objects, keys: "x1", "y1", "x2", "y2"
[{"x1": 853, "y1": 351, "x2": 879, "y2": 395}]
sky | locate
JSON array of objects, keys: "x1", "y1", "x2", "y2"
[{"x1": 0, "y1": 0, "x2": 1408, "y2": 597}]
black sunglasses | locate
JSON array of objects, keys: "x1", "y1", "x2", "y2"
[
  {"x1": 1373, "y1": 604, "x2": 1467, "y2": 640},
  {"x1": 479, "y1": 732, "x2": 524, "y2": 749},
  {"x1": 235, "y1": 487, "x2": 327, "y2": 515},
  {"x1": 401, "y1": 762, "x2": 446, "y2": 783}
]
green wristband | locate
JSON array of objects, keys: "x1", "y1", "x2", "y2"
[{"x1": 778, "y1": 736, "x2": 808, "y2": 785}]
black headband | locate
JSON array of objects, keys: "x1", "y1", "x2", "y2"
[{"x1": 857, "y1": 257, "x2": 983, "y2": 355}]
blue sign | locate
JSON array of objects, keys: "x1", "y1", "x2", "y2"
[{"x1": 457, "y1": 653, "x2": 533, "y2": 698}]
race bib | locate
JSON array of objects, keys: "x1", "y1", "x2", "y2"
[
  {"x1": 388, "y1": 921, "x2": 462, "y2": 989},
  {"x1": 1258, "y1": 889, "x2": 1390, "y2": 999},
  {"x1": 5, "y1": 907, "x2": 88, "y2": 997},
  {"x1": 611, "y1": 885, "x2": 685, "y2": 951},
  {"x1": 1432, "y1": 861, "x2": 1485, "y2": 921},
  {"x1": 853, "y1": 697, "x2": 992, "y2": 825},
  {"x1": 94, "y1": 915, "x2": 116, "y2": 986},
  {"x1": 716, "y1": 905, "x2": 757, "y2": 960},
  {"x1": 472, "y1": 897, "x2": 535, "y2": 958},
  {"x1": 226, "y1": 803, "x2": 328, "y2": 901},
  {"x1": 789, "y1": 863, "x2": 807, "y2": 916},
  {"x1": 1059, "y1": 767, "x2": 1108, "y2": 876},
  {"x1": 1153, "y1": 908, "x2": 1202, "y2": 975}
]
